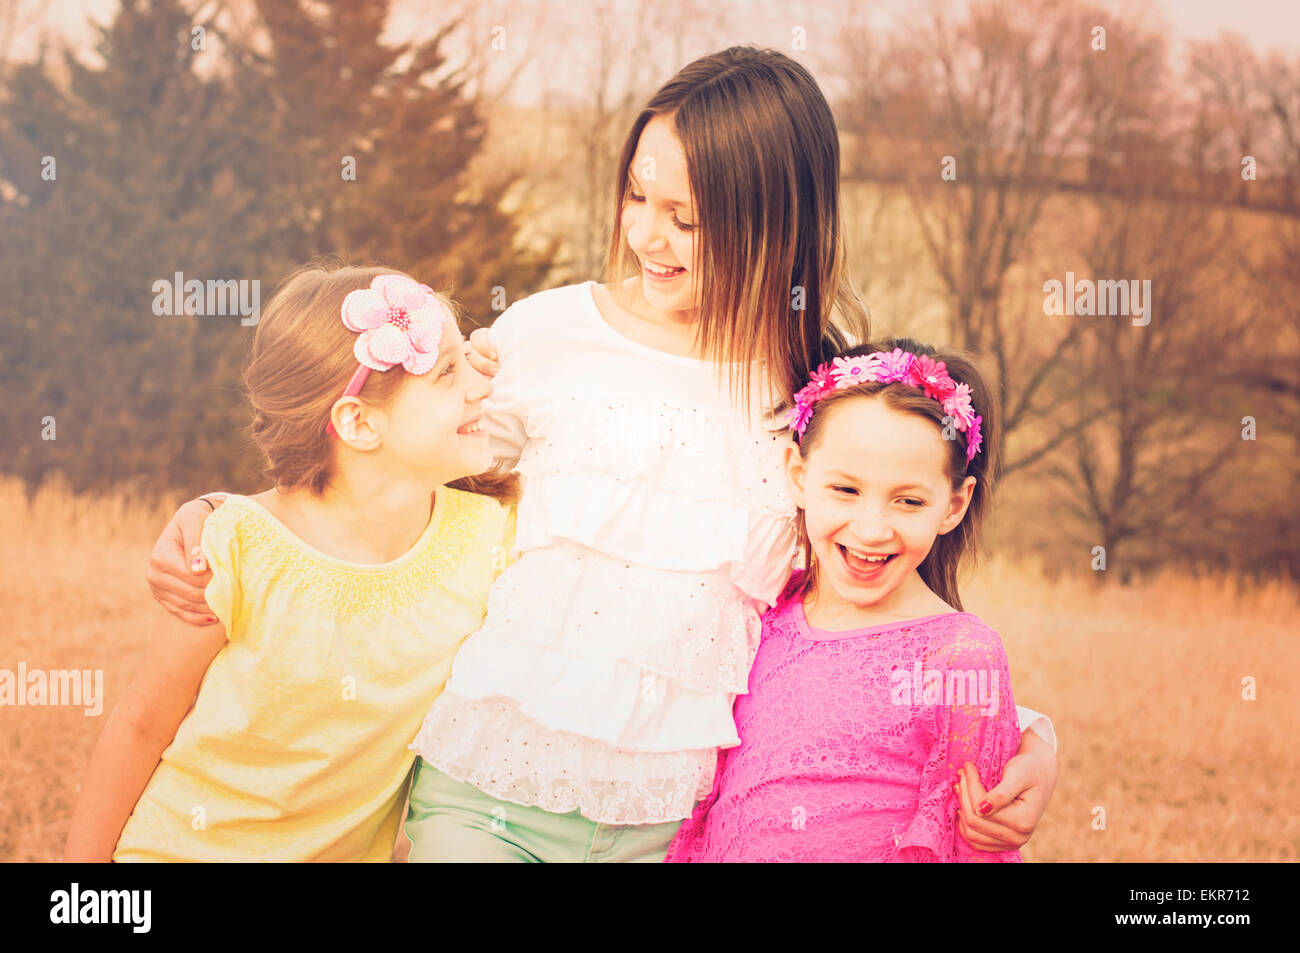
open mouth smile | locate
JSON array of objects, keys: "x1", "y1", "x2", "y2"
[
  {"x1": 456, "y1": 417, "x2": 485, "y2": 436},
  {"x1": 836, "y1": 543, "x2": 898, "y2": 580},
  {"x1": 642, "y1": 260, "x2": 686, "y2": 281}
]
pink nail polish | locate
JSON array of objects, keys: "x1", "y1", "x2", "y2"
[
  {"x1": 205, "y1": 616, "x2": 216, "y2": 624},
  {"x1": 977, "y1": 801, "x2": 991, "y2": 815},
  {"x1": 191, "y1": 558, "x2": 205, "y2": 571}
]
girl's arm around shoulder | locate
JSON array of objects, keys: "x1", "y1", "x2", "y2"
[
  {"x1": 480, "y1": 285, "x2": 567, "y2": 365},
  {"x1": 475, "y1": 293, "x2": 552, "y2": 472},
  {"x1": 64, "y1": 613, "x2": 229, "y2": 861}
]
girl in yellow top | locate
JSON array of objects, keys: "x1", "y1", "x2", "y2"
[{"x1": 65, "y1": 263, "x2": 518, "y2": 862}]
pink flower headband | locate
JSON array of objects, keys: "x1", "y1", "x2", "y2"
[
  {"x1": 787, "y1": 349, "x2": 984, "y2": 463},
  {"x1": 326, "y1": 274, "x2": 453, "y2": 437}
]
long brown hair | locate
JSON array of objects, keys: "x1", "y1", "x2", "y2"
[
  {"x1": 606, "y1": 46, "x2": 870, "y2": 415},
  {"x1": 244, "y1": 259, "x2": 519, "y2": 503},
  {"x1": 785, "y1": 339, "x2": 1002, "y2": 611}
]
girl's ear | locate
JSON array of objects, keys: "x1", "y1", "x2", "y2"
[
  {"x1": 937, "y1": 475, "x2": 977, "y2": 536},
  {"x1": 330, "y1": 399, "x2": 383, "y2": 451},
  {"x1": 783, "y1": 438, "x2": 808, "y2": 509}
]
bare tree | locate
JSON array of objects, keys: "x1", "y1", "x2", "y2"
[
  {"x1": 1047, "y1": 191, "x2": 1248, "y2": 578},
  {"x1": 841, "y1": 0, "x2": 1084, "y2": 473},
  {"x1": 551, "y1": 0, "x2": 732, "y2": 278},
  {"x1": 836, "y1": 0, "x2": 1183, "y2": 478},
  {"x1": 0, "y1": 0, "x2": 45, "y2": 69},
  {"x1": 1186, "y1": 32, "x2": 1275, "y2": 207},
  {"x1": 1259, "y1": 52, "x2": 1300, "y2": 213},
  {"x1": 443, "y1": 0, "x2": 548, "y2": 109}
]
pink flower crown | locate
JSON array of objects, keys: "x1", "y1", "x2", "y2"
[
  {"x1": 786, "y1": 348, "x2": 984, "y2": 463},
  {"x1": 326, "y1": 273, "x2": 455, "y2": 437}
]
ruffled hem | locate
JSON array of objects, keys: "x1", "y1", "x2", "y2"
[
  {"x1": 446, "y1": 631, "x2": 743, "y2": 750},
  {"x1": 513, "y1": 472, "x2": 797, "y2": 606},
  {"x1": 410, "y1": 693, "x2": 718, "y2": 824},
  {"x1": 474, "y1": 544, "x2": 762, "y2": 694}
]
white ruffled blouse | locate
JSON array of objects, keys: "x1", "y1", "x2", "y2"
[{"x1": 410, "y1": 281, "x2": 799, "y2": 824}]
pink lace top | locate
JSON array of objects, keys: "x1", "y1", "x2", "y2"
[{"x1": 664, "y1": 573, "x2": 1023, "y2": 863}]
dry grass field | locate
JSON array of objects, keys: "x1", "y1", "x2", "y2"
[{"x1": 2, "y1": 476, "x2": 1296, "y2": 862}]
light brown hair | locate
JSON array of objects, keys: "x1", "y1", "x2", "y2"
[
  {"x1": 785, "y1": 339, "x2": 1002, "y2": 611},
  {"x1": 606, "y1": 46, "x2": 871, "y2": 415},
  {"x1": 244, "y1": 259, "x2": 519, "y2": 503}
]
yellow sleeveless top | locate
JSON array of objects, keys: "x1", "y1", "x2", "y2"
[{"x1": 113, "y1": 486, "x2": 515, "y2": 862}]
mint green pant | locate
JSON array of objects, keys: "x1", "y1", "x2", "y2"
[{"x1": 405, "y1": 758, "x2": 683, "y2": 863}]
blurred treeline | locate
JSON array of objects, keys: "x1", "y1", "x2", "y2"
[
  {"x1": 1, "y1": 0, "x2": 1297, "y2": 581},
  {"x1": 0, "y1": 0, "x2": 555, "y2": 494},
  {"x1": 826, "y1": 1, "x2": 1300, "y2": 581}
]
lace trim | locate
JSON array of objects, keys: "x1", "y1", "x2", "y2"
[
  {"x1": 664, "y1": 593, "x2": 1024, "y2": 861},
  {"x1": 411, "y1": 693, "x2": 717, "y2": 824}
]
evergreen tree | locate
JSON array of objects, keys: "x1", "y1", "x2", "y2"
[
  {"x1": 0, "y1": 0, "x2": 266, "y2": 494},
  {"x1": 0, "y1": 0, "x2": 554, "y2": 495},
  {"x1": 235, "y1": 0, "x2": 555, "y2": 322}
]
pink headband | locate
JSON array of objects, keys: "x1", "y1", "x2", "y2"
[
  {"x1": 787, "y1": 349, "x2": 984, "y2": 463},
  {"x1": 326, "y1": 274, "x2": 453, "y2": 437}
]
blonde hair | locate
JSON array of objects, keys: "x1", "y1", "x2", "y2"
[
  {"x1": 244, "y1": 259, "x2": 520, "y2": 503},
  {"x1": 606, "y1": 46, "x2": 870, "y2": 414}
]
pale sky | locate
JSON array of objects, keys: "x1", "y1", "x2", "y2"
[{"x1": 9, "y1": 0, "x2": 1299, "y2": 97}]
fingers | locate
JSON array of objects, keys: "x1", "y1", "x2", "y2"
[
  {"x1": 977, "y1": 759, "x2": 1019, "y2": 816},
  {"x1": 162, "y1": 501, "x2": 214, "y2": 581},
  {"x1": 956, "y1": 763, "x2": 1026, "y2": 851},
  {"x1": 469, "y1": 327, "x2": 498, "y2": 361},
  {"x1": 147, "y1": 567, "x2": 214, "y2": 618},
  {"x1": 155, "y1": 595, "x2": 220, "y2": 627},
  {"x1": 149, "y1": 568, "x2": 211, "y2": 608},
  {"x1": 177, "y1": 502, "x2": 212, "y2": 567},
  {"x1": 962, "y1": 798, "x2": 1032, "y2": 848},
  {"x1": 979, "y1": 783, "x2": 1034, "y2": 834},
  {"x1": 151, "y1": 570, "x2": 216, "y2": 620},
  {"x1": 147, "y1": 503, "x2": 217, "y2": 624},
  {"x1": 955, "y1": 767, "x2": 1008, "y2": 852},
  {"x1": 961, "y1": 761, "x2": 988, "y2": 806},
  {"x1": 149, "y1": 530, "x2": 209, "y2": 589},
  {"x1": 466, "y1": 328, "x2": 500, "y2": 377},
  {"x1": 980, "y1": 755, "x2": 1040, "y2": 836},
  {"x1": 961, "y1": 762, "x2": 1030, "y2": 835}
]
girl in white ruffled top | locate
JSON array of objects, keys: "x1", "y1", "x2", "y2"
[
  {"x1": 406, "y1": 273, "x2": 795, "y2": 828},
  {"x1": 146, "y1": 47, "x2": 1059, "y2": 862},
  {"x1": 403, "y1": 48, "x2": 1058, "y2": 862}
]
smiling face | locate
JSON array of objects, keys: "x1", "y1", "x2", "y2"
[
  {"x1": 619, "y1": 115, "x2": 701, "y2": 316},
  {"x1": 785, "y1": 394, "x2": 977, "y2": 618},
  {"x1": 333, "y1": 313, "x2": 494, "y2": 488},
  {"x1": 385, "y1": 315, "x2": 494, "y2": 484}
]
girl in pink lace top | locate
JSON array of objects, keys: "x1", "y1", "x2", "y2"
[{"x1": 666, "y1": 338, "x2": 1023, "y2": 862}]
